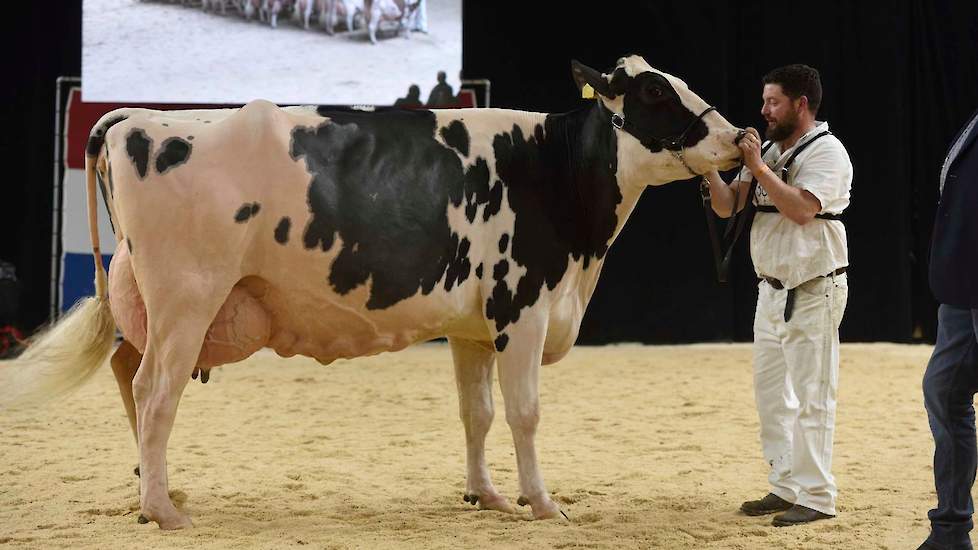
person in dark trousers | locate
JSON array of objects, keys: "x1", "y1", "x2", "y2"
[{"x1": 919, "y1": 107, "x2": 978, "y2": 550}]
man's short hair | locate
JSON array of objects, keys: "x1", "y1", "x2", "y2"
[{"x1": 763, "y1": 64, "x2": 822, "y2": 115}]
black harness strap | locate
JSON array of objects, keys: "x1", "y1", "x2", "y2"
[
  {"x1": 700, "y1": 140, "x2": 774, "y2": 282},
  {"x1": 753, "y1": 130, "x2": 840, "y2": 220}
]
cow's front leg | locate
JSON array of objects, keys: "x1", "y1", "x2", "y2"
[
  {"x1": 449, "y1": 337, "x2": 514, "y2": 514},
  {"x1": 494, "y1": 318, "x2": 564, "y2": 520}
]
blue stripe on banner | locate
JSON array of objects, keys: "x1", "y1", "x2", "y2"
[{"x1": 61, "y1": 252, "x2": 112, "y2": 312}]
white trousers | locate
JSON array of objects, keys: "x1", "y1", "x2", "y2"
[{"x1": 753, "y1": 272, "x2": 848, "y2": 516}]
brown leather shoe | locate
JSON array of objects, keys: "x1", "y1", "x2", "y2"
[
  {"x1": 740, "y1": 493, "x2": 793, "y2": 516},
  {"x1": 771, "y1": 504, "x2": 835, "y2": 526}
]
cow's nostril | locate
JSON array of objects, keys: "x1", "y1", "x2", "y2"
[{"x1": 734, "y1": 129, "x2": 747, "y2": 144}]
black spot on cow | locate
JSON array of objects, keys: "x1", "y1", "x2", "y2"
[
  {"x1": 440, "y1": 120, "x2": 470, "y2": 157},
  {"x1": 234, "y1": 206, "x2": 250, "y2": 222},
  {"x1": 125, "y1": 128, "x2": 152, "y2": 179},
  {"x1": 622, "y1": 71, "x2": 709, "y2": 153},
  {"x1": 274, "y1": 217, "x2": 291, "y2": 244},
  {"x1": 443, "y1": 236, "x2": 471, "y2": 291},
  {"x1": 493, "y1": 259, "x2": 509, "y2": 281},
  {"x1": 187, "y1": 135, "x2": 195, "y2": 141},
  {"x1": 86, "y1": 114, "x2": 127, "y2": 156},
  {"x1": 475, "y1": 263, "x2": 483, "y2": 279},
  {"x1": 498, "y1": 233, "x2": 509, "y2": 253},
  {"x1": 161, "y1": 123, "x2": 169, "y2": 127},
  {"x1": 287, "y1": 102, "x2": 624, "y2": 332},
  {"x1": 483, "y1": 106, "x2": 622, "y2": 334},
  {"x1": 291, "y1": 109, "x2": 470, "y2": 309},
  {"x1": 486, "y1": 260, "x2": 520, "y2": 332},
  {"x1": 155, "y1": 137, "x2": 192, "y2": 174},
  {"x1": 483, "y1": 181, "x2": 503, "y2": 221},
  {"x1": 235, "y1": 202, "x2": 261, "y2": 223},
  {"x1": 593, "y1": 67, "x2": 710, "y2": 154},
  {"x1": 494, "y1": 333, "x2": 509, "y2": 352},
  {"x1": 462, "y1": 158, "x2": 490, "y2": 223}
]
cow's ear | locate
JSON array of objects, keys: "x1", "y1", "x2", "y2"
[{"x1": 571, "y1": 60, "x2": 614, "y2": 99}]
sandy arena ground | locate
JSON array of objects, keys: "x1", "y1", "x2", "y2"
[
  {"x1": 0, "y1": 343, "x2": 941, "y2": 548},
  {"x1": 83, "y1": 0, "x2": 462, "y2": 105}
]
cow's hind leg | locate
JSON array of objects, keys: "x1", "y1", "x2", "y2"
[
  {"x1": 111, "y1": 339, "x2": 143, "y2": 476},
  {"x1": 494, "y1": 316, "x2": 565, "y2": 520},
  {"x1": 449, "y1": 337, "x2": 515, "y2": 514},
  {"x1": 111, "y1": 339, "x2": 142, "y2": 443},
  {"x1": 133, "y1": 285, "x2": 230, "y2": 530}
]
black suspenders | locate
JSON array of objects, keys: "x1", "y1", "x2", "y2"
[
  {"x1": 754, "y1": 130, "x2": 842, "y2": 221},
  {"x1": 701, "y1": 129, "x2": 841, "y2": 283}
]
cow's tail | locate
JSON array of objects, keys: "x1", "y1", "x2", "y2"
[{"x1": 0, "y1": 131, "x2": 119, "y2": 409}]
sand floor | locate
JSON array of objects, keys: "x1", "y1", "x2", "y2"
[{"x1": 0, "y1": 343, "x2": 942, "y2": 548}]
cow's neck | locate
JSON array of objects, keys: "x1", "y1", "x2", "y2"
[
  {"x1": 533, "y1": 104, "x2": 629, "y2": 269},
  {"x1": 552, "y1": 103, "x2": 655, "y2": 260}
]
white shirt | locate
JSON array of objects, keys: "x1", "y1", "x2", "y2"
[{"x1": 738, "y1": 121, "x2": 853, "y2": 289}]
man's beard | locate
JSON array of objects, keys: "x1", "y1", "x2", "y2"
[{"x1": 765, "y1": 110, "x2": 799, "y2": 142}]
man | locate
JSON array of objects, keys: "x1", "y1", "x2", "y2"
[
  {"x1": 394, "y1": 84, "x2": 423, "y2": 108},
  {"x1": 426, "y1": 71, "x2": 454, "y2": 107},
  {"x1": 918, "y1": 107, "x2": 978, "y2": 550},
  {"x1": 705, "y1": 64, "x2": 852, "y2": 526}
]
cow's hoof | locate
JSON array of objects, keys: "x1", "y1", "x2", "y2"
[
  {"x1": 137, "y1": 514, "x2": 149, "y2": 524},
  {"x1": 159, "y1": 515, "x2": 193, "y2": 530},
  {"x1": 134, "y1": 466, "x2": 140, "y2": 477},
  {"x1": 480, "y1": 494, "x2": 516, "y2": 514},
  {"x1": 466, "y1": 491, "x2": 515, "y2": 513},
  {"x1": 518, "y1": 495, "x2": 566, "y2": 520},
  {"x1": 532, "y1": 501, "x2": 565, "y2": 521},
  {"x1": 143, "y1": 510, "x2": 193, "y2": 530}
]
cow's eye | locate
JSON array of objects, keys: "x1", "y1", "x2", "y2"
[{"x1": 641, "y1": 84, "x2": 663, "y2": 103}]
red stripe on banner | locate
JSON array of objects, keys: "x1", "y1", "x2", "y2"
[{"x1": 64, "y1": 89, "x2": 226, "y2": 170}]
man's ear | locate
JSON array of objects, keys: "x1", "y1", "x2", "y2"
[
  {"x1": 571, "y1": 60, "x2": 614, "y2": 98},
  {"x1": 796, "y1": 95, "x2": 809, "y2": 114}
]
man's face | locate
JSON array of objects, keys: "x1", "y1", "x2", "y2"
[{"x1": 761, "y1": 83, "x2": 802, "y2": 142}]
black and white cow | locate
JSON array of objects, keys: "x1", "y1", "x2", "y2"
[
  {"x1": 319, "y1": 0, "x2": 363, "y2": 34},
  {"x1": 362, "y1": 0, "x2": 418, "y2": 43},
  {"x1": 2, "y1": 56, "x2": 741, "y2": 529}
]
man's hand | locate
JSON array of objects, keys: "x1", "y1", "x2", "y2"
[{"x1": 738, "y1": 127, "x2": 765, "y2": 173}]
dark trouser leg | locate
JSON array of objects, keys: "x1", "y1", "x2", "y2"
[{"x1": 924, "y1": 304, "x2": 978, "y2": 549}]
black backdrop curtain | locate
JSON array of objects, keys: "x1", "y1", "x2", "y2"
[{"x1": 2, "y1": 1, "x2": 976, "y2": 343}]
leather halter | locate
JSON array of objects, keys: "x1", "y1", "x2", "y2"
[{"x1": 603, "y1": 102, "x2": 717, "y2": 176}]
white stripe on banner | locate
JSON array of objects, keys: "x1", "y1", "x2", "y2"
[
  {"x1": 61, "y1": 168, "x2": 117, "y2": 254},
  {"x1": 60, "y1": 168, "x2": 116, "y2": 311}
]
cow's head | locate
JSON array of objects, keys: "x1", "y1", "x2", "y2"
[{"x1": 572, "y1": 55, "x2": 742, "y2": 184}]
